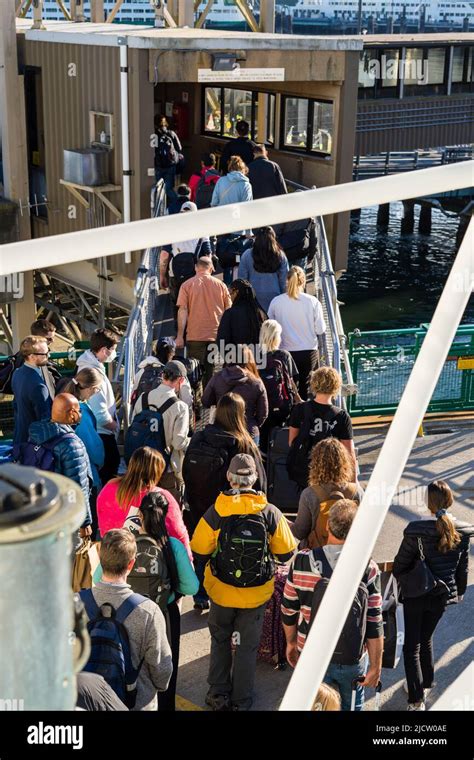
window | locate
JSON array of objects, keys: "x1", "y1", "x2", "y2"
[
  {"x1": 427, "y1": 48, "x2": 446, "y2": 85},
  {"x1": 281, "y1": 96, "x2": 334, "y2": 156},
  {"x1": 403, "y1": 47, "x2": 448, "y2": 96},
  {"x1": 358, "y1": 50, "x2": 378, "y2": 89},
  {"x1": 451, "y1": 46, "x2": 474, "y2": 93},
  {"x1": 202, "y1": 87, "x2": 275, "y2": 144}
]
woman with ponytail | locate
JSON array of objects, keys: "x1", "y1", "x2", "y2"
[
  {"x1": 393, "y1": 480, "x2": 473, "y2": 711},
  {"x1": 135, "y1": 491, "x2": 198, "y2": 711},
  {"x1": 268, "y1": 266, "x2": 326, "y2": 399}
]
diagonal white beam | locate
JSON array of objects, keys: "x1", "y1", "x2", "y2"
[
  {"x1": 280, "y1": 216, "x2": 474, "y2": 710},
  {"x1": 0, "y1": 162, "x2": 472, "y2": 276}
]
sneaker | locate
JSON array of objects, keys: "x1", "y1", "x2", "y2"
[
  {"x1": 205, "y1": 693, "x2": 231, "y2": 712},
  {"x1": 407, "y1": 701, "x2": 426, "y2": 711},
  {"x1": 193, "y1": 600, "x2": 210, "y2": 612}
]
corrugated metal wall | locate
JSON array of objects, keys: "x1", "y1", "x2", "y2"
[{"x1": 356, "y1": 95, "x2": 474, "y2": 153}]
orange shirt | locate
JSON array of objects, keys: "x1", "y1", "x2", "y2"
[{"x1": 177, "y1": 273, "x2": 232, "y2": 342}]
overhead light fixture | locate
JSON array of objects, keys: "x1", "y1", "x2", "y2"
[{"x1": 212, "y1": 54, "x2": 239, "y2": 72}]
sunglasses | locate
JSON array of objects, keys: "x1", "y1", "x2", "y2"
[{"x1": 31, "y1": 350, "x2": 50, "y2": 356}]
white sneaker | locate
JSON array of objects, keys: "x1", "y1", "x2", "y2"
[
  {"x1": 404, "y1": 682, "x2": 430, "y2": 699},
  {"x1": 407, "y1": 701, "x2": 426, "y2": 711}
]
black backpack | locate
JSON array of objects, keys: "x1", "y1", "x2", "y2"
[
  {"x1": 171, "y1": 239, "x2": 205, "y2": 289},
  {"x1": 155, "y1": 132, "x2": 178, "y2": 169},
  {"x1": 124, "y1": 395, "x2": 176, "y2": 464},
  {"x1": 0, "y1": 353, "x2": 22, "y2": 395},
  {"x1": 128, "y1": 534, "x2": 171, "y2": 615},
  {"x1": 195, "y1": 169, "x2": 220, "y2": 209},
  {"x1": 309, "y1": 548, "x2": 368, "y2": 665},
  {"x1": 182, "y1": 434, "x2": 233, "y2": 512},
  {"x1": 210, "y1": 511, "x2": 275, "y2": 588},
  {"x1": 131, "y1": 364, "x2": 165, "y2": 410},
  {"x1": 276, "y1": 217, "x2": 316, "y2": 264},
  {"x1": 215, "y1": 234, "x2": 250, "y2": 269},
  {"x1": 259, "y1": 355, "x2": 294, "y2": 424},
  {"x1": 286, "y1": 401, "x2": 339, "y2": 489}
]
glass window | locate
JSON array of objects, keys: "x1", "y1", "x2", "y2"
[
  {"x1": 204, "y1": 87, "x2": 221, "y2": 133},
  {"x1": 266, "y1": 93, "x2": 275, "y2": 145},
  {"x1": 223, "y1": 88, "x2": 253, "y2": 137},
  {"x1": 452, "y1": 47, "x2": 466, "y2": 82},
  {"x1": 403, "y1": 48, "x2": 425, "y2": 85},
  {"x1": 359, "y1": 50, "x2": 378, "y2": 88},
  {"x1": 426, "y1": 48, "x2": 446, "y2": 85},
  {"x1": 381, "y1": 48, "x2": 400, "y2": 87},
  {"x1": 283, "y1": 97, "x2": 308, "y2": 148},
  {"x1": 312, "y1": 101, "x2": 333, "y2": 154}
]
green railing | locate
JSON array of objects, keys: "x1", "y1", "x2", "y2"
[{"x1": 347, "y1": 324, "x2": 474, "y2": 417}]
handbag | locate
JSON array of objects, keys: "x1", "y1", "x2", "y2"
[
  {"x1": 397, "y1": 537, "x2": 437, "y2": 599},
  {"x1": 72, "y1": 538, "x2": 101, "y2": 592},
  {"x1": 381, "y1": 574, "x2": 404, "y2": 669}
]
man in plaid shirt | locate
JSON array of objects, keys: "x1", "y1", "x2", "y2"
[{"x1": 282, "y1": 499, "x2": 384, "y2": 710}]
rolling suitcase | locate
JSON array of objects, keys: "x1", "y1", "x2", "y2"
[
  {"x1": 351, "y1": 678, "x2": 382, "y2": 711},
  {"x1": 258, "y1": 564, "x2": 289, "y2": 669},
  {"x1": 267, "y1": 427, "x2": 301, "y2": 513}
]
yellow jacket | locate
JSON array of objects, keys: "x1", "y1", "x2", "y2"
[{"x1": 191, "y1": 490, "x2": 297, "y2": 609}]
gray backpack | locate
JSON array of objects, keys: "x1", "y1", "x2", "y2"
[{"x1": 128, "y1": 534, "x2": 171, "y2": 614}]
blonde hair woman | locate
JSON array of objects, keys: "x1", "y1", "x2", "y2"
[
  {"x1": 268, "y1": 266, "x2": 326, "y2": 399},
  {"x1": 287, "y1": 367, "x2": 356, "y2": 490},
  {"x1": 393, "y1": 480, "x2": 473, "y2": 711},
  {"x1": 291, "y1": 438, "x2": 363, "y2": 547}
]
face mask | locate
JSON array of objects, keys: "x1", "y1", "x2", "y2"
[{"x1": 104, "y1": 349, "x2": 117, "y2": 363}]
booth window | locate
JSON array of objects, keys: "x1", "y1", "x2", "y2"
[
  {"x1": 451, "y1": 46, "x2": 474, "y2": 93},
  {"x1": 358, "y1": 48, "x2": 401, "y2": 100},
  {"x1": 202, "y1": 87, "x2": 275, "y2": 144},
  {"x1": 404, "y1": 47, "x2": 447, "y2": 96},
  {"x1": 281, "y1": 96, "x2": 334, "y2": 156}
]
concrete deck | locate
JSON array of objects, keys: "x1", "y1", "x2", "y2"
[{"x1": 176, "y1": 419, "x2": 474, "y2": 711}]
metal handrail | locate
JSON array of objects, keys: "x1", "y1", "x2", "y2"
[{"x1": 114, "y1": 179, "x2": 167, "y2": 428}]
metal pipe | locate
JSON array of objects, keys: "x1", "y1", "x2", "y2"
[
  {"x1": 119, "y1": 38, "x2": 132, "y2": 265},
  {"x1": 280, "y1": 217, "x2": 474, "y2": 710}
]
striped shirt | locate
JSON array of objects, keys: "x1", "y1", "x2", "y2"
[{"x1": 281, "y1": 546, "x2": 383, "y2": 653}]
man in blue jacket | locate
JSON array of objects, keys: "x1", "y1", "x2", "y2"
[
  {"x1": 28, "y1": 393, "x2": 93, "y2": 536},
  {"x1": 12, "y1": 335, "x2": 53, "y2": 449}
]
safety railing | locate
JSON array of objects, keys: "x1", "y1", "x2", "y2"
[
  {"x1": 347, "y1": 324, "x2": 474, "y2": 416},
  {"x1": 114, "y1": 179, "x2": 166, "y2": 428}
]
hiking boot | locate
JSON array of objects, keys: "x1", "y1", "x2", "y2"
[{"x1": 205, "y1": 693, "x2": 231, "y2": 711}]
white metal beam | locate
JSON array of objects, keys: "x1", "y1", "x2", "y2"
[{"x1": 0, "y1": 162, "x2": 472, "y2": 277}]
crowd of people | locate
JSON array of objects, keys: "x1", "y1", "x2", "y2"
[{"x1": 5, "y1": 122, "x2": 473, "y2": 715}]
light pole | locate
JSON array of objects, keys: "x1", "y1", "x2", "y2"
[{"x1": 357, "y1": 0, "x2": 362, "y2": 33}]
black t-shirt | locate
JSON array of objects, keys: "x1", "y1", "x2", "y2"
[{"x1": 289, "y1": 400, "x2": 353, "y2": 442}]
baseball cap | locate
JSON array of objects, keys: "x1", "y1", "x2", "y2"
[
  {"x1": 156, "y1": 337, "x2": 176, "y2": 350},
  {"x1": 163, "y1": 360, "x2": 187, "y2": 379},
  {"x1": 180, "y1": 201, "x2": 198, "y2": 213},
  {"x1": 228, "y1": 453, "x2": 257, "y2": 478}
]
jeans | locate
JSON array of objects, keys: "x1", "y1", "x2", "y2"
[
  {"x1": 156, "y1": 166, "x2": 177, "y2": 202},
  {"x1": 207, "y1": 601, "x2": 266, "y2": 709},
  {"x1": 193, "y1": 556, "x2": 209, "y2": 605},
  {"x1": 324, "y1": 653, "x2": 368, "y2": 711},
  {"x1": 402, "y1": 593, "x2": 447, "y2": 704}
]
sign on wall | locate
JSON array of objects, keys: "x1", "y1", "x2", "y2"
[{"x1": 198, "y1": 67, "x2": 285, "y2": 83}]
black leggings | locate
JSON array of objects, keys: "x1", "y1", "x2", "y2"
[
  {"x1": 158, "y1": 599, "x2": 181, "y2": 712},
  {"x1": 99, "y1": 434, "x2": 121, "y2": 486},
  {"x1": 290, "y1": 349, "x2": 319, "y2": 400},
  {"x1": 402, "y1": 593, "x2": 447, "y2": 704}
]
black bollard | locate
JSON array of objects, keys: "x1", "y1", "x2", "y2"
[
  {"x1": 377, "y1": 203, "x2": 390, "y2": 229},
  {"x1": 419, "y1": 204, "x2": 432, "y2": 235},
  {"x1": 401, "y1": 200, "x2": 415, "y2": 235}
]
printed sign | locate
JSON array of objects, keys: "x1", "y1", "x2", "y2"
[
  {"x1": 198, "y1": 67, "x2": 285, "y2": 83},
  {"x1": 457, "y1": 356, "x2": 474, "y2": 370}
]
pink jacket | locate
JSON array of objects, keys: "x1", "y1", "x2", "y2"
[{"x1": 97, "y1": 481, "x2": 192, "y2": 560}]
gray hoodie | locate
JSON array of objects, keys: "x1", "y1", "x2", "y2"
[
  {"x1": 76, "y1": 350, "x2": 117, "y2": 436},
  {"x1": 211, "y1": 171, "x2": 253, "y2": 236}
]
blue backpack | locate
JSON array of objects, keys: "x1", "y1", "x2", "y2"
[
  {"x1": 79, "y1": 589, "x2": 147, "y2": 709},
  {"x1": 17, "y1": 433, "x2": 75, "y2": 471},
  {"x1": 124, "y1": 394, "x2": 177, "y2": 464}
]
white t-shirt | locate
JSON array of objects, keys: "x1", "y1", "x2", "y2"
[{"x1": 268, "y1": 292, "x2": 326, "y2": 352}]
